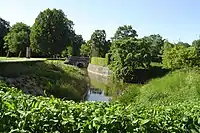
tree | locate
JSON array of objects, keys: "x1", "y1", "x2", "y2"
[
  {"x1": 192, "y1": 39, "x2": 200, "y2": 52},
  {"x1": 112, "y1": 25, "x2": 138, "y2": 41},
  {"x1": 71, "y1": 34, "x2": 84, "y2": 56},
  {"x1": 4, "y1": 22, "x2": 30, "y2": 56},
  {"x1": 176, "y1": 41, "x2": 190, "y2": 47},
  {"x1": 0, "y1": 17, "x2": 10, "y2": 56},
  {"x1": 162, "y1": 45, "x2": 200, "y2": 69},
  {"x1": 80, "y1": 43, "x2": 91, "y2": 57},
  {"x1": 143, "y1": 34, "x2": 165, "y2": 62},
  {"x1": 109, "y1": 38, "x2": 151, "y2": 82},
  {"x1": 30, "y1": 8, "x2": 74, "y2": 57},
  {"x1": 90, "y1": 30, "x2": 106, "y2": 57}
]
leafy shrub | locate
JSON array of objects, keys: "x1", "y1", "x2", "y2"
[
  {"x1": 162, "y1": 45, "x2": 200, "y2": 69},
  {"x1": 109, "y1": 38, "x2": 151, "y2": 82},
  {"x1": 1, "y1": 86, "x2": 200, "y2": 132},
  {"x1": 91, "y1": 57, "x2": 107, "y2": 66}
]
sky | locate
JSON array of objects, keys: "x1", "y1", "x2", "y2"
[{"x1": 1, "y1": 0, "x2": 200, "y2": 44}]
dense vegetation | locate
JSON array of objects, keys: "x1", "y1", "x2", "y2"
[
  {"x1": 2, "y1": 7, "x2": 200, "y2": 132},
  {"x1": 0, "y1": 61, "x2": 88, "y2": 101},
  {"x1": 118, "y1": 69, "x2": 200, "y2": 105},
  {"x1": 1, "y1": 82, "x2": 200, "y2": 132}
]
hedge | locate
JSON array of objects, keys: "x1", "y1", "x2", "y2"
[
  {"x1": 91, "y1": 57, "x2": 107, "y2": 66},
  {"x1": 1, "y1": 85, "x2": 200, "y2": 132}
]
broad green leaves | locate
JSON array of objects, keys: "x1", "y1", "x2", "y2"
[{"x1": 1, "y1": 85, "x2": 200, "y2": 132}]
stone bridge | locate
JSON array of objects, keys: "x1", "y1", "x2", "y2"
[{"x1": 64, "y1": 56, "x2": 90, "y2": 68}]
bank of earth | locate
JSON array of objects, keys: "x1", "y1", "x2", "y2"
[{"x1": 0, "y1": 60, "x2": 88, "y2": 101}]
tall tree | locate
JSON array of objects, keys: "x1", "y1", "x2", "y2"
[
  {"x1": 80, "y1": 42, "x2": 91, "y2": 57},
  {"x1": 4, "y1": 22, "x2": 30, "y2": 56},
  {"x1": 192, "y1": 39, "x2": 200, "y2": 52},
  {"x1": 71, "y1": 34, "x2": 84, "y2": 56},
  {"x1": 109, "y1": 38, "x2": 151, "y2": 82},
  {"x1": 143, "y1": 34, "x2": 165, "y2": 62},
  {"x1": 30, "y1": 8, "x2": 74, "y2": 57},
  {"x1": 112, "y1": 25, "x2": 138, "y2": 41},
  {"x1": 0, "y1": 17, "x2": 10, "y2": 56},
  {"x1": 176, "y1": 41, "x2": 190, "y2": 47},
  {"x1": 90, "y1": 30, "x2": 106, "y2": 57}
]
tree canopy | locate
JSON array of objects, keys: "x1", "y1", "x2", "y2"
[
  {"x1": 71, "y1": 34, "x2": 84, "y2": 56},
  {"x1": 80, "y1": 42, "x2": 91, "y2": 57},
  {"x1": 30, "y1": 8, "x2": 74, "y2": 57},
  {"x1": 112, "y1": 25, "x2": 138, "y2": 41},
  {"x1": 0, "y1": 17, "x2": 10, "y2": 56},
  {"x1": 4, "y1": 22, "x2": 30, "y2": 56},
  {"x1": 90, "y1": 30, "x2": 107, "y2": 57},
  {"x1": 143, "y1": 34, "x2": 165, "y2": 62},
  {"x1": 162, "y1": 45, "x2": 200, "y2": 69},
  {"x1": 109, "y1": 38, "x2": 151, "y2": 82}
]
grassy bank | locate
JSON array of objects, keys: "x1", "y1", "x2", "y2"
[
  {"x1": 0, "y1": 60, "x2": 88, "y2": 101},
  {"x1": 118, "y1": 69, "x2": 200, "y2": 105}
]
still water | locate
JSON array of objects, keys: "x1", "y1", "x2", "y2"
[{"x1": 86, "y1": 72, "x2": 128, "y2": 102}]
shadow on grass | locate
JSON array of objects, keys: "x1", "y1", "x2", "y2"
[{"x1": 0, "y1": 61, "x2": 88, "y2": 101}]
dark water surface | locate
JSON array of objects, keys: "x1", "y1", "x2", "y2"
[{"x1": 86, "y1": 72, "x2": 128, "y2": 102}]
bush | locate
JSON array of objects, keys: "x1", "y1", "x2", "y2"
[
  {"x1": 162, "y1": 45, "x2": 200, "y2": 69},
  {"x1": 1, "y1": 86, "x2": 200, "y2": 132},
  {"x1": 91, "y1": 57, "x2": 107, "y2": 66},
  {"x1": 109, "y1": 38, "x2": 151, "y2": 82},
  {"x1": 105, "y1": 53, "x2": 111, "y2": 65}
]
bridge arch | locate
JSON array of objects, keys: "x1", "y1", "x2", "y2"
[{"x1": 76, "y1": 62, "x2": 86, "y2": 68}]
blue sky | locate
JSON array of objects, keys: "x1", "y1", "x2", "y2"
[{"x1": 1, "y1": 0, "x2": 200, "y2": 43}]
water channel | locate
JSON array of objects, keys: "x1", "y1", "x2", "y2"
[{"x1": 86, "y1": 72, "x2": 128, "y2": 102}]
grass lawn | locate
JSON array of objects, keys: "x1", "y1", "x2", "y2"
[{"x1": 0, "y1": 57, "x2": 46, "y2": 62}]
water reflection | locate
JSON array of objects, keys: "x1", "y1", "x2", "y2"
[{"x1": 86, "y1": 72, "x2": 128, "y2": 102}]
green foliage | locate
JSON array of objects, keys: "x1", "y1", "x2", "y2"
[
  {"x1": 0, "y1": 17, "x2": 10, "y2": 56},
  {"x1": 0, "y1": 61, "x2": 87, "y2": 101},
  {"x1": 1, "y1": 85, "x2": 200, "y2": 132},
  {"x1": 105, "y1": 53, "x2": 111, "y2": 65},
  {"x1": 112, "y1": 25, "x2": 138, "y2": 41},
  {"x1": 162, "y1": 45, "x2": 200, "y2": 69},
  {"x1": 176, "y1": 41, "x2": 190, "y2": 47},
  {"x1": 109, "y1": 38, "x2": 151, "y2": 82},
  {"x1": 118, "y1": 69, "x2": 200, "y2": 105},
  {"x1": 192, "y1": 39, "x2": 200, "y2": 52},
  {"x1": 4, "y1": 22, "x2": 30, "y2": 56},
  {"x1": 90, "y1": 30, "x2": 107, "y2": 57},
  {"x1": 91, "y1": 57, "x2": 107, "y2": 66},
  {"x1": 30, "y1": 8, "x2": 74, "y2": 57},
  {"x1": 71, "y1": 34, "x2": 84, "y2": 56},
  {"x1": 67, "y1": 46, "x2": 72, "y2": 57},
  {"x1": 80, "y1": 43, "x2": 91, "y2": 57},
  {"x1": 143, "y1": 34, "x2": 165, "y2": 62}
]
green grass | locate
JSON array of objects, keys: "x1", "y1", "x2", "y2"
[
  {"x1": 118, "y1": 69, "x2": 200, "y2": 105},
  {"x1": 0, "y1": 60, "x2": 88, "y2": 101}
]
